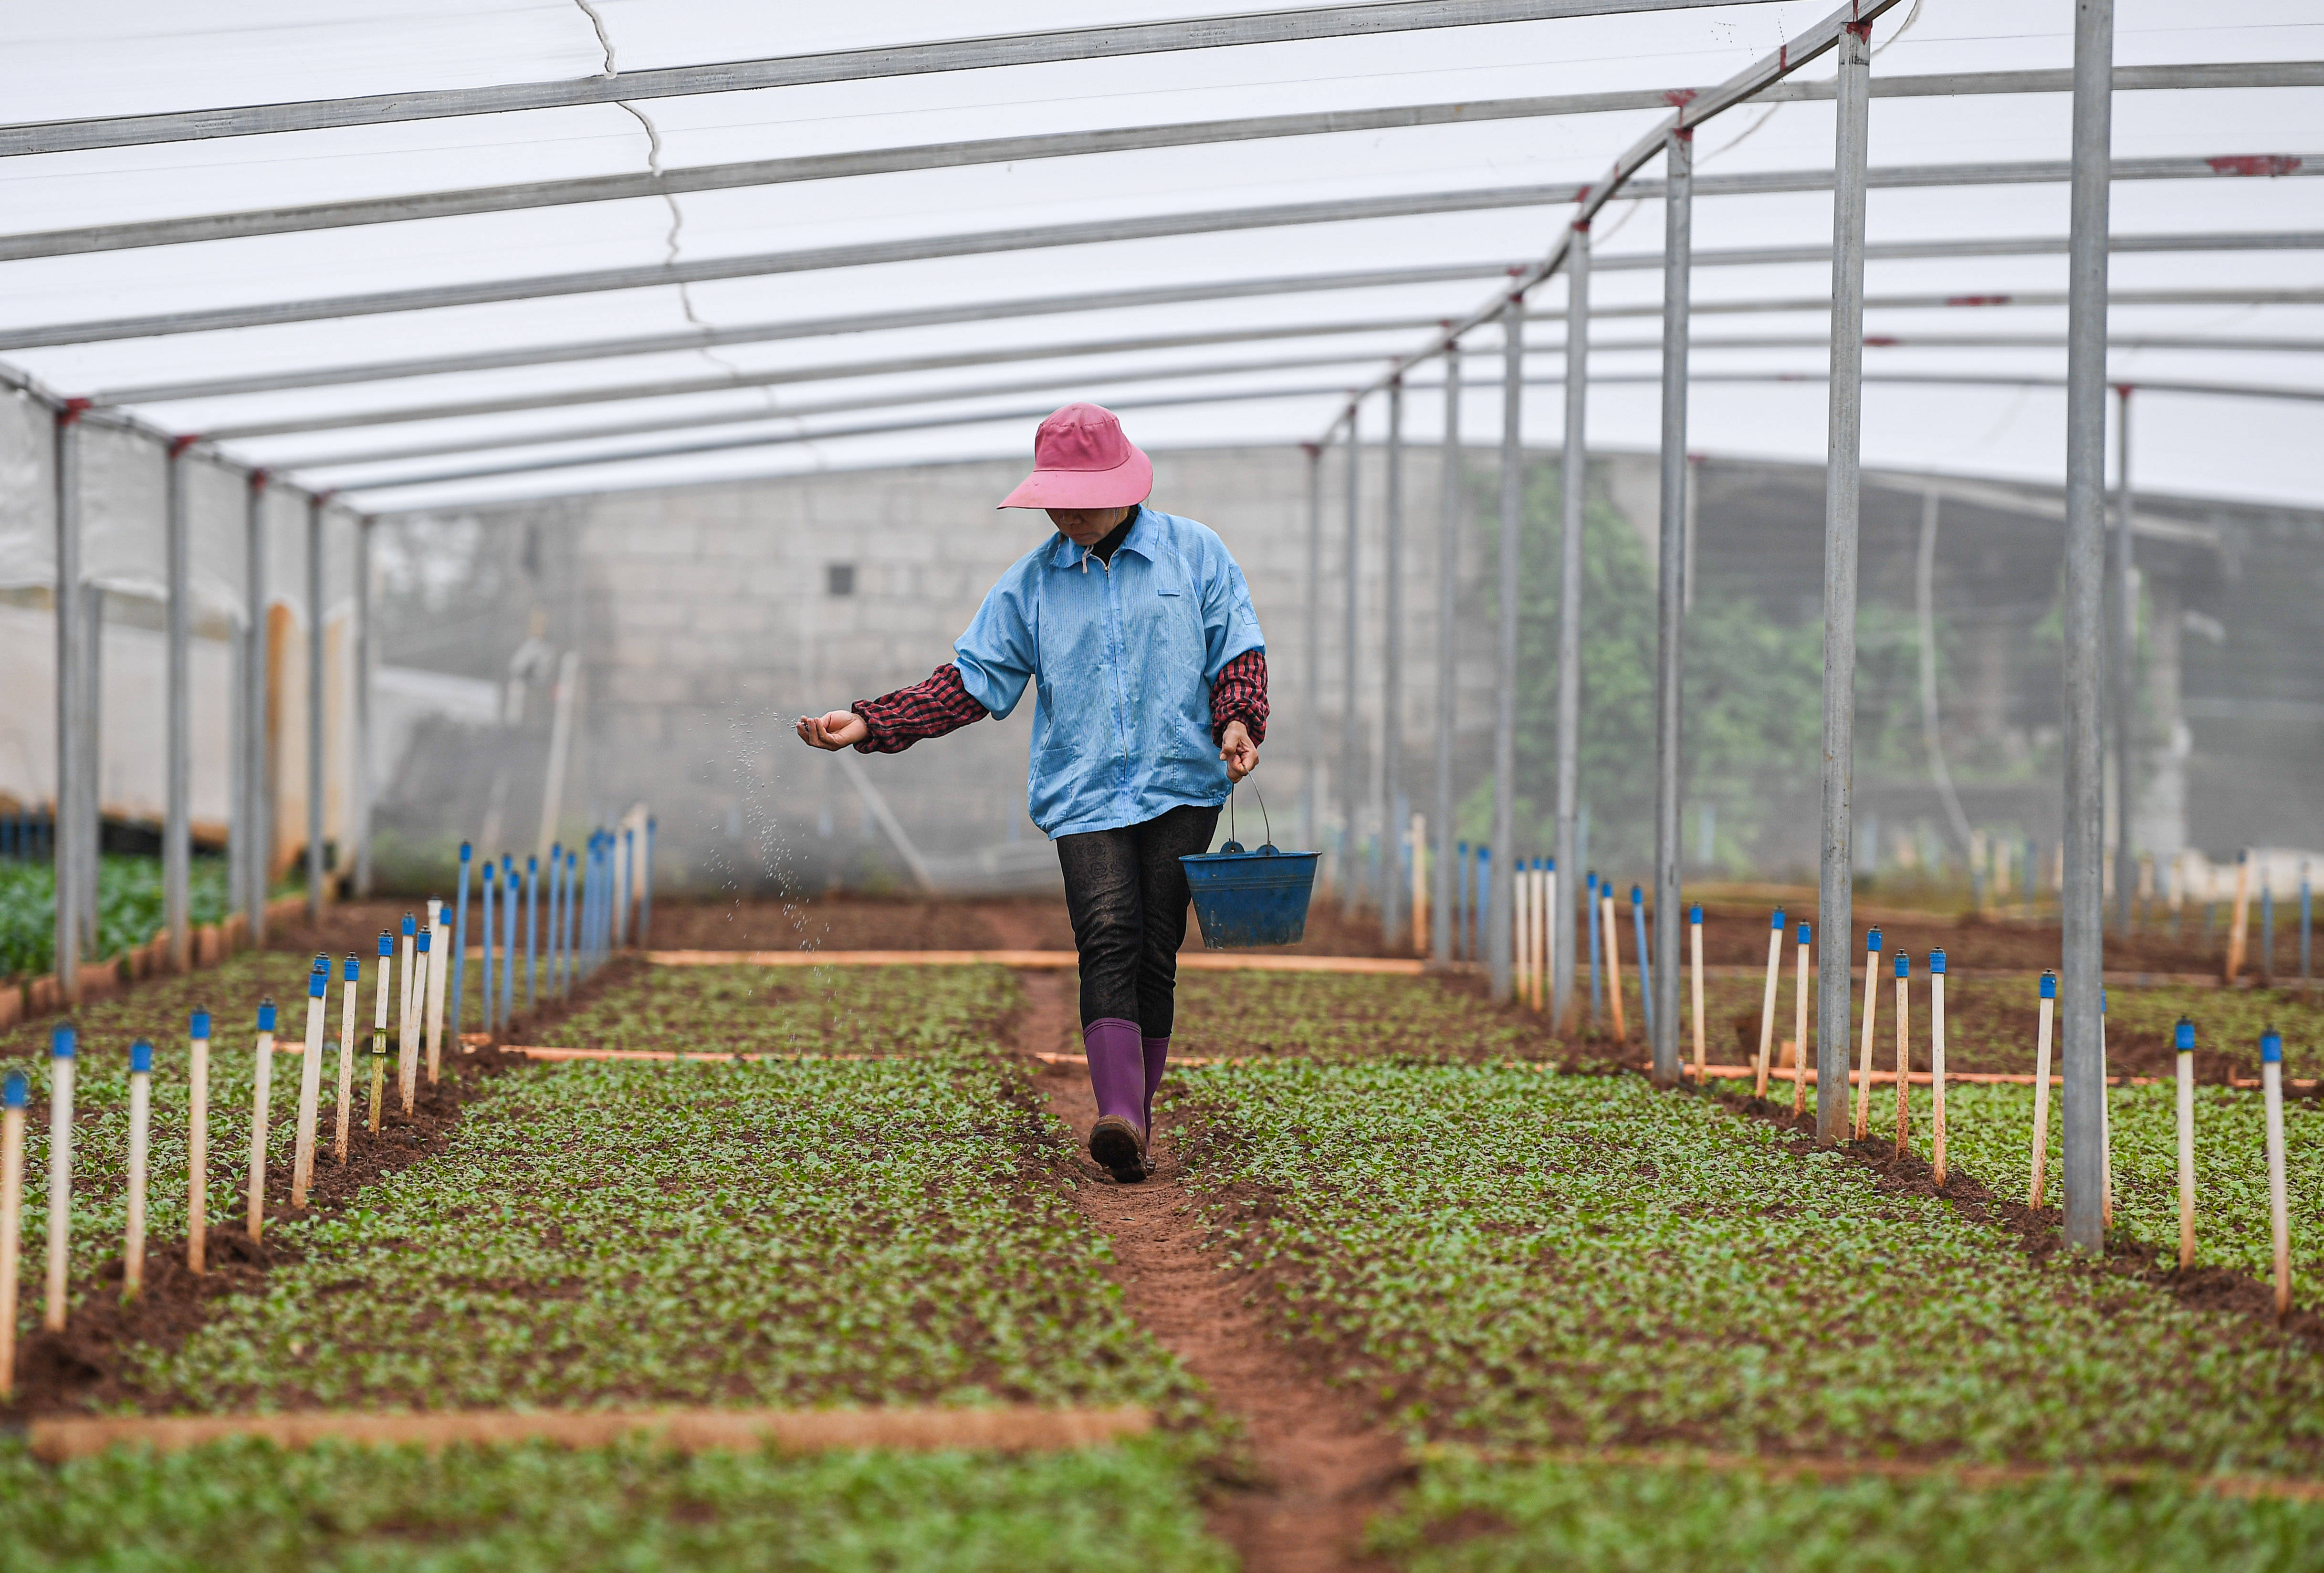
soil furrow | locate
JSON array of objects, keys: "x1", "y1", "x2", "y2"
[{"x1": 1016, "y1": 968, "x2": 1404, "y2": 1573}]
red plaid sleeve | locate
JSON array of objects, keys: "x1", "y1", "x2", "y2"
[
  {"x1": 850, "y1": 663, "x2": 988, "y2": 753},
  {"x1": 1209, "y1": 648, "x2": 1268, "y2": 745}
]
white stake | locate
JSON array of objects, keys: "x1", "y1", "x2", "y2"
[
  {"x1": 0, "y1": 1073, "x2": 26, "y2": 1394},
  {"x1": 1791, "y1": 921, "x2": 1812, "y2": 1115},
  {"x1": 1853, "y1": 928, "x2": 1883, "y2": 1139},
  {"x1": 2029, "y1": 971, "x2": 2056, "y2": 1208},
  {"x1": 426, "y1": 899, "x2": 451, "y2": 1078},
  {"x1": 46, "y1": 1026, "x2": 75, "y2": 1331},
  {"x1": 414, "y1": 927, "x2": 437, "y2": 1094},
  {"x1": 1754, "y1": 908, "x2": 1785, "y2": 1098},
  {"x1": 1409, "y1": 814, "x2": 1428, "y2": 958},
  {"x1": 2174, "y1": 1016, "x2": 2196, "y2": 1270},
  {"x1": 1516, "y1": 863, "x2": 1533, "y2": 1008},
  {"x1": 290, "y1": 956, "x2": 329, "y2": 1208},
  {"x1": 188, "y1": 1010, "x2": 209, "y2": 1272},
  {"x1": 1893, "y1": 952, "x2": 1912, "y2": 1158},
  {"x1": 1602, "y1": 892, "x2": 1627, "y2": 1045},
  {"x1": 398, "y1": 910, "x2": 417, "y2": 1031},
  {"x1": 334, "y1": 955, "x2": 358, "y2": 1163},
  {"x1": 125, "y1": 1040, "x2": 152, "y2": 1299},
  {"x1": 2261, "y1": 1029, "x2": 2291, "y2": 1321},
  {"x1": 397, "y1": 913, "x2": 419, "y2": 1115},
  {"x1": 369, "y1": 932, "x2": 392, "y2": 1132},
  {"x1": 245, "y1": 1000, "x2": 275, "y2": 1242},
  {"x1": 2225, "y1": 850, "x2": 2251, "y2": 982},
  {"x1": 2101, "y1": 989, "x2": 2115, "y2": 1229},
  {"x1": 1689, "y1": 903, "x2": 1706, "y2": 1083},
  {"x1": 1543, "y1": 859, "x2": 1558, "y2": 1019},
  {"x1": 1930, "y1": 949, "x2": 1948, "y2": 1188}
]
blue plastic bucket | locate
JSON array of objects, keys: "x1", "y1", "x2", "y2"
[{"x1": 1180, "y1": 841, "x2": 1319, "y2": 949}]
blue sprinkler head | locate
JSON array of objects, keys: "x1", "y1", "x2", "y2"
[
  {"x1": 1930, "y1": 949, "x2": 1947, "y2": 975},
  {"x1": 1545, "y1": 856, "x2": 1555, "y2": 872},
  {"x1": 1797, "y1": 921, "x2": 1812, "y2": 945},
  {"x1": 51, "y1": 1024, "x2": 75, "y2": 1060},
  {"x1": 1894, "y1": 951, "x2": 1910, "y2": 978},
  {"x1": 377, "y1": 930, "x2": 394, "y2": 958},
  {"x1": 130, "y1": 1040, "x2": 153, "y2": 1074},
  {"x1": 528, "y1": 855, "x2": 537, "y2": 874},
  {"x1": 1690, "y1": 903, "x2": 1703, "y2": 925},
  {"x1": 190, "y1": 1009, "x2": 211, "y2": 1040},
  {"x1": 343, "y1": 954, "x2": 360, "y2": 983},
  {"x1": 460, "y1": 841, "x2": 472, "y2": 864},
  {"x1": 1770, "y1": 908, "x2": 1786, "y2": 930},
  {"x1": 2, "y1": 1072, "x2": 24, "y2": 1108},
  {"x1": 308, "y1": 958, "x2": 328, "y2": 998},
  {"x1": 401, "y1": 911, "x2": 417, "y2": 937},
  {"x1": 1866, "y1": 927, "x2": 1883, "y2": 954},
  {"x1": 2261, "y1": 1030, "x2": 2282, "y2": 1064},
  {"x1": 257, "y1": 999, "x2": 277, "y2": 1032},
  {"x1": 417, "y1": 928, "x2": 432, "y2": 953},
  {"x1": 1630, "y1": 884, "x2": 1643, "y2": 905},
  {"x1": 2040, "y1": 970, "x2": 2057, "y2": 1000},
  {"x1": 2175, "y1": 1017, "x2": 2195, "y2": 1053}
]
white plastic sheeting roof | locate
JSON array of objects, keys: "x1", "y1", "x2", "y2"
[{"x1": 0, "y1": 0, "x2": 2318, "y2": 517}]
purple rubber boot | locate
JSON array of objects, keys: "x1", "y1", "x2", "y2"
[
  {"x1": 1082, "y1": 1018, "x2": 1148, "y2": 1182},
  {"x1": 1141, "y1": 1036, "x2": 1169, "y2": 1133}
]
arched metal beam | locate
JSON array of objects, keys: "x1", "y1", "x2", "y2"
[
  {"x1": 2, "y1": 67, "x2": 2309, "y2": 260},
  {"x1": 0, "y1": 0, "x2": 1762, "y2": 158}
]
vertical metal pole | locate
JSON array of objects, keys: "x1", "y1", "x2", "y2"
[
  {"x1": 53, "y1": 408, "x2": 84, "y2": 1003},
  {"x1": 1554, "y1": 226, "x2": 1590, "y2": 1028},
  {"x1": 305, "y1": 495, "x2": 326, "y2": 923},
  {"x1": 1816, "y1": 23, "x2": 1874, "y2": 1143},
  {"x1": 2111, "y1": 385, "x2": 2136, "y2": 935},
  {"x1": 1340, "y1": 415, "x2": 1363, "y2": 919},
  {"x1": 227, "y1": 622, "x2": 246, "y2": 914},
  {"x1": 2060, "y1": 0, "x2": 2115, "y2": 1252},
  {"x1": 1433, "y1": 347, "x2": 1461, "y2": 963},
  {"x1": 353, "y1": 518, "x2": 374, "y2": 896},
  {"x1": 245, "y1": 473, "x2": 270, "y2": 944},
  {"x1": 164, "y1": 440, "x2": 192, "y2": 970},
  {"x1": 79, "y1": 585, "x2": 102, "y2": 953},
  {"x1": 1382, "y1": 379, "x2": 1406, "y2": 948},
  {"x1": 1489, "y1": 296, "x2": 1523, "y2": 1002},
  {"x1": 1651, "y1": 130, "x2": 1692, "y2": 1086},
  {"x1": 1302, "y1": 442, "x2": 1323, "y2": 852}
]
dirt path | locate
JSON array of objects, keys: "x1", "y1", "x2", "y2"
[{"x1": 1015, "y1": 969, "x2": 1405, "y2": 1573}]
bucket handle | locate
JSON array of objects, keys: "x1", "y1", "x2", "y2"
[{"x1": 1222, "y1": 783, "x2": 1276, "y2": 855}]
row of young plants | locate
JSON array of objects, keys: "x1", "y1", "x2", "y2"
[
  {"x1": 7, "y1": 961, "x2": 1232, "y2": 1570},
  {"x1": 1860, "y1": 1079, "x2": 2324, "y2": 1302},
  {"x1": 0, "y1": 855, "x2": 235, "y2": 981},
  {"x1": 1167, "y1": 1055, "x2": 2324, "y2": 1567},
  {"x1": 1175, "y1": 960, "x2": 2324, "y2": 1078}
]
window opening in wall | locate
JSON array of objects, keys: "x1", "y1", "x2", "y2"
[{"x1": 826, "y1": 563, "x2": 857, "y2": 597}]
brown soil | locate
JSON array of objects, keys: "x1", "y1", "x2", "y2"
[
  {"x1": 1017, "y1": 969, "x2": 1405, "y2": 1573},
  {"x1": 1714, "y1": 1083, "x2": 2324, "y2": 1348},
  {"x1": 3, "y1": 957, "x2": 641, "y2": 1417}
]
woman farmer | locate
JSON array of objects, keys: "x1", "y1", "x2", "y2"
[{"x1": 796, "y1": 403, "x2": 1267, "y2": 1184}]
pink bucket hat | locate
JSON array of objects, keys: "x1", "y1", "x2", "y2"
[{"x1": 997, "y1": 403, "x2": 1153, "y2": 510}]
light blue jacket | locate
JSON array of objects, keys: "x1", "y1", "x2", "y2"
[{"x1": 953, "y1": 505, "x2": 1265, "y2": 838}]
